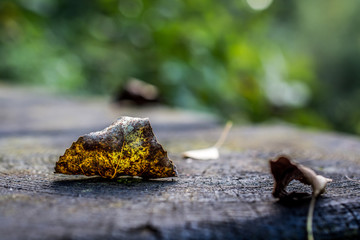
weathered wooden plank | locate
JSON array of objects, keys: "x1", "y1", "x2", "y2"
[{"x1": 0, "y1": 86, "x2": 359, "y2": 239}]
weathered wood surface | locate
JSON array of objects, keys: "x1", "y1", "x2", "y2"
[{"x1": 0, "y1": 85, "x2": 359, "y2": 240}]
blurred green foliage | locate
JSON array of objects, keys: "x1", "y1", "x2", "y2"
[{"x1": 1, "y1": 0, "x2": 360, "y2": 133}]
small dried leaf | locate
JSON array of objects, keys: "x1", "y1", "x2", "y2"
[
  {"x1": 270, "y1": 156, "x2": 332, "y2": 199},
  {"x1": 55, "y1": 117, "x2": 177, "y2": 179},
  {"x1": 182, "y1": 147, "x2": 219, "y2": 160},
  {"x1": 116, "y1": 78, "x2": 160, "y2": 105},
  {"x1": 182, "y1": 121, "x2": 232, "y2": 160}
]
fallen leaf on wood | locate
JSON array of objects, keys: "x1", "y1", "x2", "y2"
[
  {"x1": 269, "y1": 156, "x2": 332, "y2": 240},
  {"x1": 269, "y1": 155, "x2": 332, "y2": 199},
  {"x1": 182, "y1": 121, "x2": 232, "y2": 160},
  {"x1": 55, "y1": 117, "x2": 177, "y2": 179},
  {"x1": 115, "y1": 78, "x2": 160, "y2": 105},
  {"x1": 182, "y1": 147, "x2": 219, "y2": 160}
]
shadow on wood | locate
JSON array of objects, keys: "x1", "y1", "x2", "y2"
[{"x1": 50, "y1": 177, "x2": 177, "y2": 199}]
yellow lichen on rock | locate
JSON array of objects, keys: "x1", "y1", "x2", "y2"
[{"x1": 55, "y1": 117, "x2": 177, "y2": 179}]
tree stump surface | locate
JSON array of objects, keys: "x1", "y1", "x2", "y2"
[{"x1": 0, "y1": 86, "x2": 359, "y2": 240}]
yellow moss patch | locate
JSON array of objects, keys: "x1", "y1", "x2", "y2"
[{"x1": 55, "y1": 117, "x2": 177, "y2": 179}]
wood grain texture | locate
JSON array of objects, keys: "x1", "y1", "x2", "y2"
[{"x1": 0, "y1": 85, "x2": 359, "y2": 240}]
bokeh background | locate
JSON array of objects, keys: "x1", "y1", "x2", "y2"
[{"x1": 1, "y1": 0, "x2": 360, "y2": 134}]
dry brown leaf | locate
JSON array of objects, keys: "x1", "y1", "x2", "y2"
[
  {"x1": 270, "y1": 156, "x2": 332, "y2": 240},
  {"x1": 182, "y1": 121, "x2": 232, "y2": 160},
  {"x1": 269, "y1": 155, "x2": 332, "y2": 199},
  {"x1": 55, "y1": 117, "x2": 177, "y2": 179}
]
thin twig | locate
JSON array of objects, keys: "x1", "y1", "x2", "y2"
[
  {"x1": 345, "y1": 175, "x2": 360, "y2": 182},
  {"x1": 214, "y1": 121, "x2": 233, "y2": 148},
  {"x1": 307, "y1": 196, "x2": 316, "y2": 240}
]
